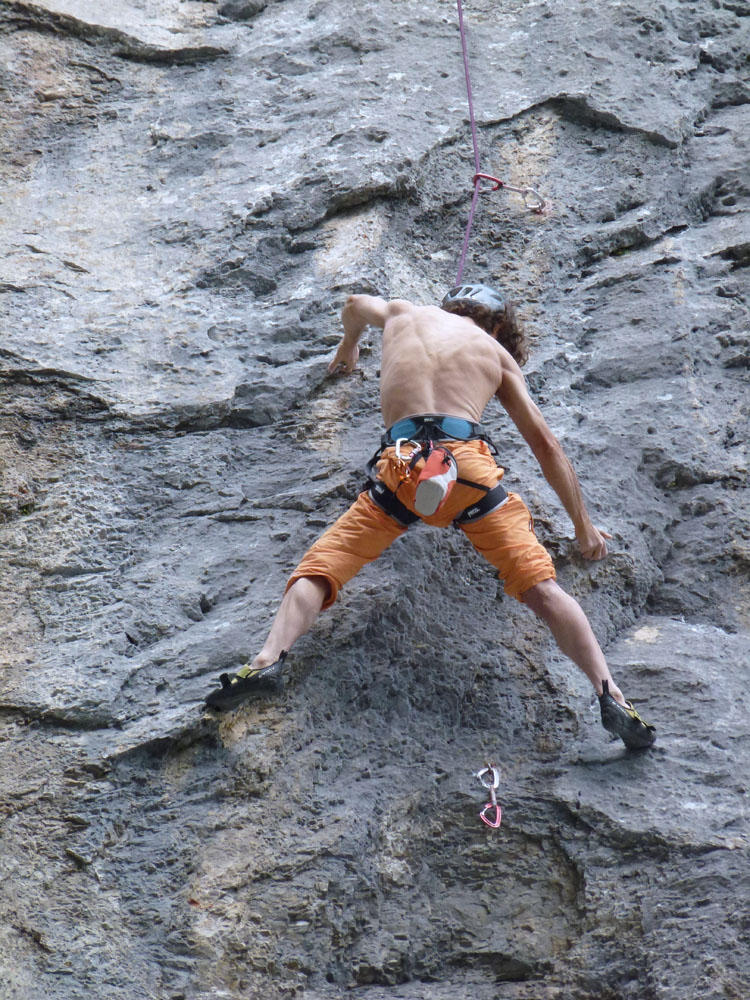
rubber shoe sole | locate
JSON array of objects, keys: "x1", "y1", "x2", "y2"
[
  {"x1": 599, "y1": 679, "x2": 656, "y2": 749},
  {"x1": 205, "y1": 652, "x2": 287, "y2": 711}
]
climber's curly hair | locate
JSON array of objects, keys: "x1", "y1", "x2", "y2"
[{"x1": 442, "y1": 299, "x2": 528, "y2": 367}]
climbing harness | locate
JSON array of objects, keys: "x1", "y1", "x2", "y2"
[
  {"x1": 454, "y1": 0, "x2": 546, "y2": 284},
  {"x1": 366, "y1": 440, "x2": 508, "y2": 528},
  {"x1": 363, "y1": 415, "x2": 509, "y2": 528},
  {"x1": 476, "y1": 763, "x2": 502, "y2": 828}
]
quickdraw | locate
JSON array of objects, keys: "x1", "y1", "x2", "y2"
[
  {"x1": 473, "y1": 172, "x2": 546, "y2": 214},
  {"x1": 476, "y1": 763, "x2": 502, "y2": 828}
]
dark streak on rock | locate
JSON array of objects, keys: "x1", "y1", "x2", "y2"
[{"x1": 3, "y1": 0, "x2": 228, "y2": 65}]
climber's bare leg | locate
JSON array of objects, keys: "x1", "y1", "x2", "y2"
[
  {"x1": 250, "y1": 576, "x2": 329, "y2": 670},
  {"x1": 521, "y1": 578, "x2": 626, "y2": 705}
]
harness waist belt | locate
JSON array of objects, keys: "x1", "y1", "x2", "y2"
[{"x1": 384, "y1": 414, "x2": 486, "y2": 445}]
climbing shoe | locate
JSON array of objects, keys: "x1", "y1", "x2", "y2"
[
  {"x1": 205, "y1": 652, "x2": 287, "y2": 711},
  {"x1": 599, "y1": 680, "x2": 656, "y2": 749}
]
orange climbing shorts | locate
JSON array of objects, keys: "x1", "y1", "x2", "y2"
[{"x1": 286, "y1": 439, "x2": 555, "y2": 609}]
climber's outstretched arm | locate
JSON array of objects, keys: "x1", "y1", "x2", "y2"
[
  {"x1": 328, "y1": 295, "x2": 408, "y2": 373},
  {"x1": 497, "y1": 362, "x2": 611, "y2": 560}
]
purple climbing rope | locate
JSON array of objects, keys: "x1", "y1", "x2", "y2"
[
  {"x1": 457, "y1": 0, "x2": 481, "y2": 180},
  {"x1": 455, "y1": 0, "x2": 482, "y2": 285},
  {"x1": 454, "y1": 0, "x2": 545, "y2": 284}
]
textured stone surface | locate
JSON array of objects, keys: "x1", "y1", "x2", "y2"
[{"x1": 0, "y1": 0, "x2": 749, "y2": 997}]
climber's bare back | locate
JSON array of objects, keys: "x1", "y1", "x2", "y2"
[
  {"x1": 379, "y1": 301, "x2": 510, "y2": 425},
  {"x1": 339, "y1": 296, "x2": 514, "y2": 426}
]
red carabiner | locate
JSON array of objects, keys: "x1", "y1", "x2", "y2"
[
  {"x1": 473, "y1": 171, "x2": 505, "y2": 191},
  {"x1": 480, "y1": 802, "x2": 502, "y2": 828}
]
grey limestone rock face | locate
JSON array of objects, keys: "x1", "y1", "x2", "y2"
[
  {"x1": 219, "y1": 0, "x2": 268, "y2": 21},
  {"x1": 0, "y1": 0, "x2": 749, "y2": 998}
]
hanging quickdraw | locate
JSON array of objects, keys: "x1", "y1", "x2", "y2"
[
  {"x1": 473, "y1": 173, "x2": 545, "y2": 213},
  {"x1": 476, "y1": 763, "x2": 502, "y2": 828}
]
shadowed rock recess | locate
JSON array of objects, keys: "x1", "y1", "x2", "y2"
[{"x1": 0, "y1": 0, "x2": 749, "y2": 997}]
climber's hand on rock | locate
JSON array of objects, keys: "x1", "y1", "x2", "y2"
[
  {"x1": 328, "y1": 343, "x2": 359, "y2": 375},
  {"x1": 576, "y1": 524, "x2": 612, "y2": 561}
]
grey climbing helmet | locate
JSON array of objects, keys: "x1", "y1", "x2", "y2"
[{"x1": 441, "y1": 283, "x2": 506, "y2": 314}]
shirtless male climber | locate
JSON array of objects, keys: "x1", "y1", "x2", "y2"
[{"x1": 206, "y1": 284, "x2": 656, "y2": 749}]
